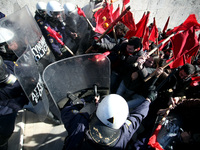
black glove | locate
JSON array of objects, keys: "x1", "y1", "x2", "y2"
[
  {"x1": 60, "y1": 46, "x2": 67, "y2": 53},
  {"x1": 92, "y1": 40, "x2": 101, "y2": 49},
  {"x1": 146, "y1": 90, "x2": 158, "y2": 102}
]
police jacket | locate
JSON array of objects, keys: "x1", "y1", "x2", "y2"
[
  {"x1": 61, "y1": 98, "x2": 150, "y2": 150},
  {"x1": 0, "y1": 61, "x2": 29, "y2": 116},
  {"x1": 41, "y1": 17, "x2": 69, "y2": 58}
]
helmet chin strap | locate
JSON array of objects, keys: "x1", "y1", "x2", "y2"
[{"x1": 5, "y1": 74, "x2": 17, "y2": 85}]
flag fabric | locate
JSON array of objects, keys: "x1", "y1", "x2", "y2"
[
  {"x1": 123, "y1": 0, "x2": 130, "y2": 6},
  {"x1": 149, "y1": 17, "x2": 159, "y2": 43},
  {"x1": 77, "y1": 6, "x2": 86, "y2": 17},
  {"x1": 112, "y1": 5, "x2": 120, "y2": 21},
  {"x1": 166, "y1": 14, "x2": 200, "y2": 35},
  {"x1": 168, "y1": 26, "x2": 200, "y2": 68},
  {"x1": 162, "y1": 16, "x2": 170, "y2": 34},
  {"x1": 142, "y1": 27, "x2": 150, "y2": 50},
  {"x1": 148, "y1": 124, "x2": 164, "y2": 150},
  {"x1": 125, "y1": 12, "x2": 150, "y2": 39},
  {"x1": 171, "y1": 26, "x2": 199, "y2": 59},
  {"x1": 94, "y1": 3, "x2": 113, "y2": 34},
  {"x1": 46, "y1": 26, "x2": 64, "y2": 45},
  {"x1": 158, "y1": 38, "x2": 170, "y2": 50},
  {"x1": 121, "y1": 11, "x2": 136, "y2": 31},
  {"x1": 190, "y1": 76, "x2": 200, "y2": 86}
]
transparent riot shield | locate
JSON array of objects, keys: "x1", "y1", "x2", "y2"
[
  {"x1": 0, "y1": 5, "x2": 55, "y2": 74},
  {"x1": 14, "y1": 49, "x2": 49, "y2": 121},
  {"x1": 43, "y1": 53, "x2": 110, "y2": 108}
]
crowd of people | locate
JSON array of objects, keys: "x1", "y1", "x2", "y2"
[{"x1": 0, "y1": 0, "x2": 200, "y2": 150}]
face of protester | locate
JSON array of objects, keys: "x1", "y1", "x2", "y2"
[
  {"x1": 126, "y1": 45, "x2": 140, "y2": 54},
  {"x1": 179, "y1": 69, "x2": 190, "y2": 80},
  {"x1": 144, "y1": 57, "x2": 154, "y2": 67}
]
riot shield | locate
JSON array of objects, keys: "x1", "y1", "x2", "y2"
[
  {"x1": 14, "y1": 49, "x2": 49, "y2": 121},
  {"x1": 43, "y1": 53, "x2": 110, "y2": 108},
  {"x1": 0, "y1": 6, "x2": 55, "y2": 74}
]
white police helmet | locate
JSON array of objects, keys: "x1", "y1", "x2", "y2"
[
  {"x1": 63, "y1": 2, "x2": 77, "y2": 16},
  {"x1": 0, "y1": 28, "x2": 14, "y2": 44},
  {"x1": 96, "y1": 94, "x2": 129, "y2": 129},
  {"x1": 36, "y1": 2, "x2": 47, "y2": 11},
  {"x1": 89, "y1": 94, "x2": 129, "y2": 146},
  {"x1": 46, "y1": 1, "x2": 64, "y2": 17}
]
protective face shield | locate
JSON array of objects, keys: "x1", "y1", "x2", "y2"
[
  {"x1": 46, "y1": 1, "x2": 65, "y2": 23},
  {"x1": 36, "y1": 2, "x2": 47, "y2": 17},
  {"x1": 89, "y1": 94, "x2": 129, "y2": 146}
]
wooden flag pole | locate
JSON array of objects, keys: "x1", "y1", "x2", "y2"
[{"x1": 133, "y1": 33, "x2": 175, "y2": 67}]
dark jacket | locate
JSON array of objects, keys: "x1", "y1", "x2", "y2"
[{"x1": 61, "y1": 98, "x2": 150, "y2": 150}]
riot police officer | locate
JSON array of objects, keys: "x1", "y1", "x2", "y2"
[
  {"x1": 34, "y1": 2, "x2": 47, "y2": 29},
  {"x1": 41, "y1": 1, "x2": 71, "y2": 60},
  {"x1": 61, "y1": 92, "x2": 157, "y2": 150},
  {"x1": 0, "y1": 56, "x2": 29, "y2": 150}
]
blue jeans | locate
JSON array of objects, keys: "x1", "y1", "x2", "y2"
[{"x1": 116, "y1": 80, "x2": 146, "y2": 110}]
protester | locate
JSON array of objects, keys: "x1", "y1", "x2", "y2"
[
  {"x1": 91, "y1": 23, "x2": 128, "y2": 53},
  {"x1": 132, "y1": 63, "x2": 197, "y2": 150}
]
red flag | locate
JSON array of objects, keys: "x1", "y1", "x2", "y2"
[
  {"x1": 90, "y1": 51, "x2": 110, "y2": 62},
  {"x1": 125, "y1": 11, "x2": 150, "y2": 39},
  {"x1": 168, "y1": 26, "x2": 200, "y2": 68},
  {"x1": 142, "y1": 27, "x2": 150, "y2": 50},
  {"x1": 171, "y1": 26, "x2": 199, "y2": 59},
  {"x1": 162, "y1": 16, "x2": 170, "y2": 34},
  {"x1": 149, "y1": 17, "x2": 159, "y2": 43},
  {"x1": 148, "y1": 124, "x2": 164, "y2": 150},
  {"x1": 77, "y1": 6, "x2": 86, "y2": 17},
  {"x1": 190, "y1": 76, "x2": 200, "y2": 86},
  {"x1": 123, "y1": 0, "x2": 130, "y2": 6},
  {"x1": 112, "y1": 5, "x2": 120, "y2": 21},
  {"x1": 121, "y1": 11, "x2": 136, "y2": 31},
  {"x1": 45, "y1": 26, "x2": 64, "y2": 45},
  {"x1": 166, "y1": 14, "x2": 200, "y2": 35},
  {"x1": 94, "y1": 3, "x2": 113, "y2": 34}
]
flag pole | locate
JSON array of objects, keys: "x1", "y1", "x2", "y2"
[
  {"x1": 133, "y1": 33, "x2": 175, "y2": 67},
  {"x1": 44, "y1": 26, "x2": 74, "y2": 56},
  {"x1": 92, "y1": 0, "x2": 119, "y2": 12},
  {"x1": 85, "y1": 6, "x2": 131, "y2": 54},
  {"x1": 144, "y1": 58, "x2": 174, "y2": 82},
  {"x1": 77, "y1": 5, "x2": 95, "y2": 31}
]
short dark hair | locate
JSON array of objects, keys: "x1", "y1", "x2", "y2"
[
  {"x1": 180, "y1": 63, "x2": 195, "y2": 75},
  {"x1": 115, "y1": 23, "x2": 128, "y2": 36},
  {"x1": 128, "y1": 37, "x2": 142, "y2": 49}
]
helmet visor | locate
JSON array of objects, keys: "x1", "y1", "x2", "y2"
[
  {"x1": 89, "y1": 114, "x2": 120, "y2": 146},
  {"x1": 51, "y1": 11, "x2": 65, "y2": 23}
]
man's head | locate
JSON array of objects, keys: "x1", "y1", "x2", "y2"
[
  {"x1": 46, "y1": 1, "x2": 64, "y2": 23},
  {"x1": 36, "y1": 2, "x2": 47, "y2": 18},
  {"x1": 126, "y1": 37, "x2": 142, "y2": 54},
  {"x1": 179, "y1": 63, "x2": 195, "y2": 80},
  {"x1": 115, "y1": 23, "x2": 128, "y2": 38},
  {"x1": 89, "y1": 94, "x2": 129, "y2": 146}
]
